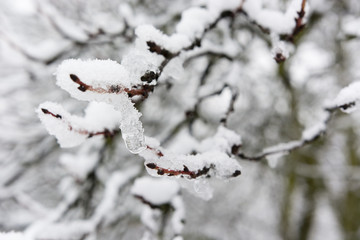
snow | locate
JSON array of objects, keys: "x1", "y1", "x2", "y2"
[
  {"x1": 342, "y1": 16, "x2": 360, "y2": 37},
  {"x1": 171, "y1": 196, "x2": 185, "y2": 234},
  {"x1": 331, "y1": 81, "x2": 360, "y2": 113},
  {"x1": 131, "y1": 177, "x2": 180, "y2": 206},
  {"x1": 93, "y1": 166, "x2": 140, "y2": 222},
  {"x1": 92, "y1": 13, "x2": 124, "y2": 35},
  {"x1": 161, "y1": 57, "x2": 185, "y2": 82},
  {"x1": 263, "y1": 140, "x2": 302, "y2": 155},
  {"x1": 271, "y1": 34, "x2": 291, "y2": 59},
  {"x1": 37, "y1": 102, "x2": 122, "y2": 148},
  {"x1": 39, "y1": 1, "x2": 89, "y2": 43},
  {"x1": 0, "y1": 232, "x2": 28, "y2": 240},
  {"x1": 121, "y1": 48, "x2": 162, "y2": 84},
  {"x1": 206, "y1": 0, "x2": 242, "y2": 15},
  {"x1": 199, "y1": 87, "x2": 233, "y2": 122},
  {"x1": 37, "y1": 102, "x2": 88, "y2": 148},
  {"x1": 4, "y1": 0, "x2": 36, "y2": 16},
  {"x1": 198, "y1": 125, "x2": 241, "y2": 154},
  {"x1": 142, "y1": 149, "x2": 241, "y2": 180},
  {"x1": 243, "y1": 0, "x2": 309, "y2": 34},
  {"x1": 56, "y1": 59, "x2": 133, "y2": 91},
  {"x1": 302, "y1": 120, "x2": 327, "y2": 141},
  {"x1": 24, "y1": 39, "x2": 71, "y2": 62},
  {"x1": 59, "y1": 139, "x2": 101, "y2": 180},
  {"x1": 135, "y1": 25, "x2": 191, "y2": 53},
  {"x1": 176, "y1": 7, "x2": 216, "y2": 40},
  {"x1": 55, "y1": 59, "x2": 146, "y2": 153}
]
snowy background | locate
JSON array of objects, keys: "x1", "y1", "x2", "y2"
[{"x1": 1, "y1": 0, "x2": 360, "y2": 239}]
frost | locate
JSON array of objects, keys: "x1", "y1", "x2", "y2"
[{"x1": 331, "y1": 81, "x2": 360, "y2": 113}]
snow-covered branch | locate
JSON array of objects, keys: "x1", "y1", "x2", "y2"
[{"x1": 238, "y1": 82, "x2": 360, "y2": 161}]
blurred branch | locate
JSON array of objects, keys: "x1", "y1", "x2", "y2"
[{"x1": 237, "y1": 102, "x2": 354, "y2": 161}]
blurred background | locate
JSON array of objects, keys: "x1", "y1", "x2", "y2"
[{"x1": 0, "y1": 0, "x2": 360, "y2": 239}]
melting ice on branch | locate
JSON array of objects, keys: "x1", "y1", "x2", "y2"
[{"x1": 55, "y1": 59, "x2": 146, "y2": 153}]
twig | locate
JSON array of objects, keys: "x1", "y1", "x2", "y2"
[{"x1": 237, "y1": 102, "x2": 352, "y2": 161}]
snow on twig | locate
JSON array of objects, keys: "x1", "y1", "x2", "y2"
[{"x1": 238, "y1": 85, "x2": 360, "y2": 162}]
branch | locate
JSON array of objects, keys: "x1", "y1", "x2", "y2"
[
  {"x1": 142, "y1": 143, "x2": 241, "y2": 179},
  {"x1": 40, "y1": 108, "x2": 119, "y2": 139},
  {"x1": 283, "y1": 0, "x2": 307, "y2": 42},
  {"x1": 237, "y1": 102, "x2": 352, "y2": 161},
  {"x1": 68, "y1": 74, "x2": 154, "y2": 100}
]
